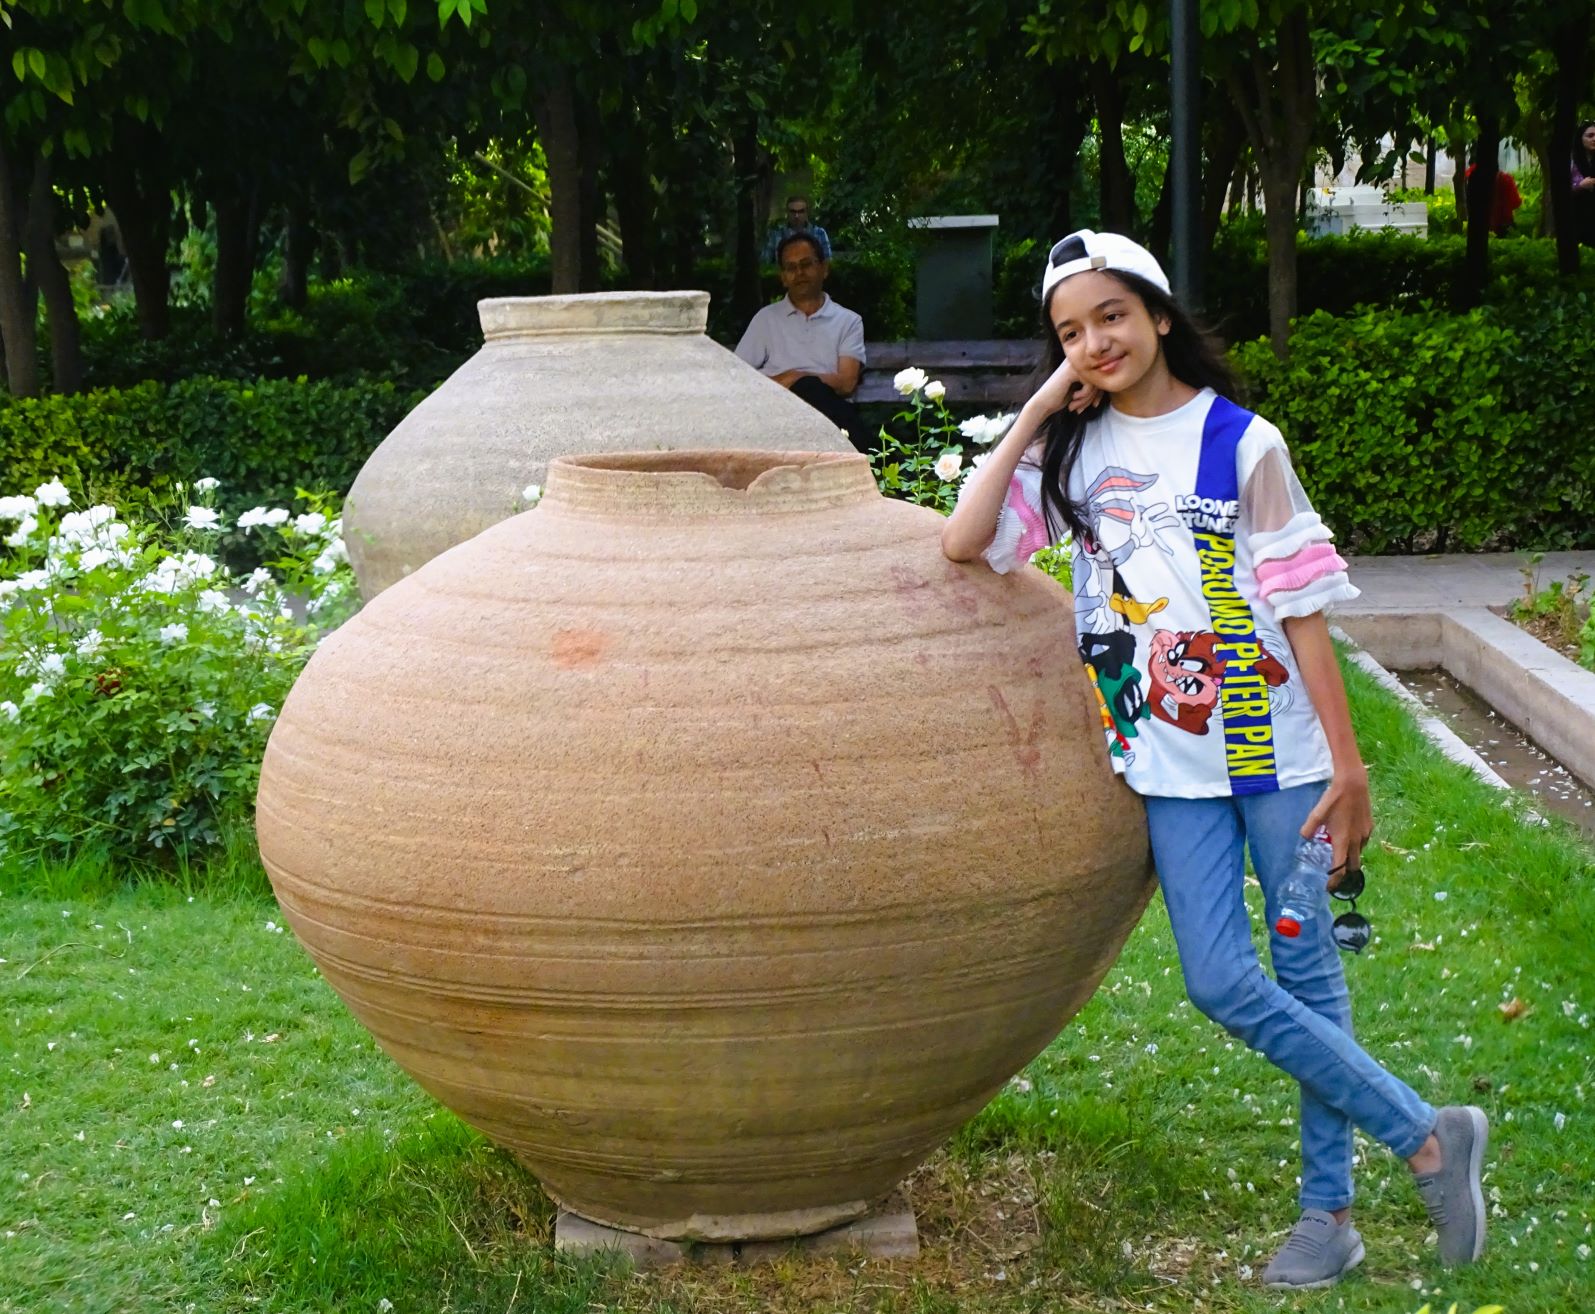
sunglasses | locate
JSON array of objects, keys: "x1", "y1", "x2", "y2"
[{"x1": 1329, "y1": 864, "x2": 1371, "y2": 954}]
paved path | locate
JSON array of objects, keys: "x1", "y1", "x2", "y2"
[{"x1": 1340, "y1": 550, "x2": 1595, "y2": 614}]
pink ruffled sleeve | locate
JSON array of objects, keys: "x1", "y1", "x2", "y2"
[
  {"x1": 1241, "y1": 439, "x2": 1359, "y2": 619},
  {"x1": 967, "y1": 461, "x2": 1052, "y2": 575}
]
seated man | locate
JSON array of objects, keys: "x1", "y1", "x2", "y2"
[
  {"x1": 761, "y1": 194, "x2": 832, "y2": 264},
  {"x1": 735, "y1": 232, "x2": 871, "y2": 452}
]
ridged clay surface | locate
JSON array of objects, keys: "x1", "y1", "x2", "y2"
[{"x1": 258, "y1": 449, "x2": 1152, "y2": 1240}]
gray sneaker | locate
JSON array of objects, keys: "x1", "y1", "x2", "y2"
[
  {"x1": 1413, "y1": 1105, "x2": 1489, "y2": 1265},
  {"x1": 1261, "y1": 1209, "x2": 1366, "y2": 1289}
]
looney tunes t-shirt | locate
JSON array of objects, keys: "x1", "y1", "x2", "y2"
[{"x1": 972, "y1": 388, "x2": 1358, "y2": 799}]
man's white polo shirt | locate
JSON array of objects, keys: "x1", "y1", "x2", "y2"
[{"x1": 733, "y1": 294, "x2": 866, "y2": 379}]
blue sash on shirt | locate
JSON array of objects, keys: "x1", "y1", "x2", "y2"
[{"x1": 1191, "y1": 395, "x2": 1279, "y2": 796}]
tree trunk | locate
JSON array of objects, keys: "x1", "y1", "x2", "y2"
[
  {"x1": 279, "y1": 195, "x2": 316, "y2": 309},
  {"x1": 26, "y1": 156, "x2": 83, "y2": 394},
  {"x1": 1227, "y1": 11, "x2": 1316, "y2": 355},
  {"x1": 576, "y1": 89, "x2": 601, "y2": 291},
  {"x1": 1549, "y1": 23, "x2": 1587, "y2": 275},
  {"x1": 1089, "y1": 64, "x2": 1135, "y2": 234},
  {"x1": 0, "y1": 135, "x2": 40, "y2": 397},
  {"x1": 103, "y1": 139, "x2": 171, "y2": 340},
  {"x1": 535, "y1": 68, "x2": 582, "y2": 295},
  {"x1": 1148, "y1": 148, "x2": 1177, "y2": 263},
  {"x1": 1259, "y1": 164, "x2": 1300, "y2": 357},
  {"x1": 730, "y1": 116, "x2": 762, "y2": 333},
  {"x1": 609, "y1": 126, "x2": 658, "y2": 288},
  {"x1": 1202, "y1": 104, "x2": 1246, "y2": 248},
  {"x1": 1046, "y1": 77, "x2": 1089, "y2": 239},
  {"x1": 212, "y1": 180, "x2": 262, "y2": 338},
  {"x1": 1458, "y1": 116, "x2": 1500, "y2": 310}
]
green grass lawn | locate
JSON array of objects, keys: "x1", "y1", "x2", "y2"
[{"x1": 4, "y1": 659, "x2": 1593, "y2": 1313}]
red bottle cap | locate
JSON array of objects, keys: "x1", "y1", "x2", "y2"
[{"x1": 1275, "y1": 916, "x2": 1302, "y2": 937}]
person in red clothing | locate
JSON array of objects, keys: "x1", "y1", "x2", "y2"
[{"x1": 1462, "y1": 164, "x2": 1523, "y2": 236}]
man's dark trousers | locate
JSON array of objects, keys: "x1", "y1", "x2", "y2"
[{"x1": 790, "y1": 375, "x2": 875, "y2": 455}]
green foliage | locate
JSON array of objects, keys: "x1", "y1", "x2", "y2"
[
  {"x1": 1231, "y1": 291, "x2": 1595, "y2": 553},
  {"x1": 1208, "y1": 227, "x2": 1595, "y2": 342},
  {"x1": 0, "y1": 377, "x2": 423, "y2": 556},
  {"x1": 1509, "y1": 556, "x2": 1595, "y2": 672},
  {"x1": 0, "y1": 480, "x2": 354, "y2": 870}
]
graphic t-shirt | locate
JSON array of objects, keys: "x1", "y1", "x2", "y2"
[{"x1": 972, "y1": 388, "x2": 1359, "y2": 800}]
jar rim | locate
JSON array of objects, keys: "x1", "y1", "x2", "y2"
[
  {"x1": 542, "y1": 450, "x2": 879, "y2": 514},
  {"x1": 478, "y1": 291, "x2": 710, "y2": 340}
]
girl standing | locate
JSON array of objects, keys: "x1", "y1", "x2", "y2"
[{"x1": 942, "y1": 230, "x2": 1487, "y2": 1289}]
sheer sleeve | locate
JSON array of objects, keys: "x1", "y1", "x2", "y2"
[
  {"x1": 1241, "y1": 440, "x2": 1360, "y2": 619},
  {"x1": 958, "y1": 459, "x2": 1052, "y2": 575}
]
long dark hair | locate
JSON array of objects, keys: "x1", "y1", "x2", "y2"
[
  {"x1": 1575, "y1": 120, "x2": 1595, "y2": 179},
  {"x1": 1032, "y1": 270, "x2": 1235, "y2": 544}
]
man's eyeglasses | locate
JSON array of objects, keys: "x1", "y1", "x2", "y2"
[
  {"x1": 1330, "y1": 864, "x2": 1371, "y2": 954},
  {"x1": 780, "y1": 258, "x2": 819, "y2": 274}
]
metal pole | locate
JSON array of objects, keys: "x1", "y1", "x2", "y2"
[{"x1": 1170, "y1": 0, "x2": 1201, "y2": 308}]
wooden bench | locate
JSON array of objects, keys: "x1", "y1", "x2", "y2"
[{"x1": 856, "y1": 339, "x2": 1042, "y2": 407}]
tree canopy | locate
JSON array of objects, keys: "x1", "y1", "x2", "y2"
[{"x1": 1, "y1": 0, "x2": 1592, "y2": 392}]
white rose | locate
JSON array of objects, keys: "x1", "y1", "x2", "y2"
[
  {"x1": 312, "y1": 539, "x2": 348, "y2": 573},
  {"x1": 933, "y1": 452, "x2": 964, "y2": 481},
  {"x1": 293, "y1": 511, "x2": 328, "y2": 536},
  {"x1": 75, "y1": 629, "x2": 104, "y2": 657},
  {"x1": 924, "y1": 380, "x2": 946, "y2": 402},
  {"x1": 521, "y1": 484, "x2": 542, "y2": 505},
  {"x1": 0, "y1": 494, "x2": 37, "y2": 521},
  {"x1": 33, "y1": 478, "x2": 71, "y2": 508},
  {"x1": 184, "y1": 506, "x2": 222, "y2": 531},
  {"x1": 192, "y1": 477, "x2": 221, "y2": 492},
  {"x1": 197, "y1": 589, "x2": 232, "y2": 614},
  {"x1": 158, "y1": 622, "x2": 189, "y2": 644},
  {"x1": 6, "y1": 515, "x2": 39, "y2": 547},
  {"x1": 240, "y1": 567, "x2": 272, "y2": 596},
  {"x1": 0, "y1": 700, "x2": 18, "y2": 721},
  {"x1": 892, "y1": 366, "x2": 928, "y2": 396}
]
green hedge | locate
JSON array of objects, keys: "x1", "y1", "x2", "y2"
[
  {"x1": 0, "y1": 376, "x2": 422, "y2": 536},
  {"x1": 1232, "y1": 290, "x2": 1595, "y2": 553},
  {"x1": 1208, "y1": 229, "x2": 1595, "y2": 343}
]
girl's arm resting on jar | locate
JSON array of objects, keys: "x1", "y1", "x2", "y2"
[
  {"x1": 1282, "y1": 610, "x2": 1372, "y2": 881},
  {"x1": 940, "y1": 405, "x2": 1047, "y2": 562},
  {"x1": 941, "y1": 359, "x2": 1095, "y2": 563}
]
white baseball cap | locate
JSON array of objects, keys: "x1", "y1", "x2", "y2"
[{"x1": 1041, "y1": 229, "x2": 1170, "y2": 299}]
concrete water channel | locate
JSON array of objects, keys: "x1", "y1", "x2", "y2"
[
  {"x1": 1334, "y1": 558, "x2": 1595, "y2": 843},
  {"x1": 1394, "y1": 666, "x2": 1595, "y2": 836}
]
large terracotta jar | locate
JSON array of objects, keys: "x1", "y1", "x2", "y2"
[
  {"x1": 341, "y1": 290, "x2": 853, "y2": 598},
  {"x1": 258, "y1": 450, "x2": 1152, "y2": 1242}
]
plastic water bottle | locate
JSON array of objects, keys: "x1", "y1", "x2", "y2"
[{"x1": 1274, "y1": 830, "x2": 1333, "y2": 938}]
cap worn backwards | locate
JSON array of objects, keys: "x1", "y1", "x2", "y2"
[{"x1": 1041, "y1": 229, "x2": 1170, "y2": 300}]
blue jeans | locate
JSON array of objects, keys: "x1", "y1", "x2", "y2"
[{"x1": 1145, "y1": 782, "x2": 1436, "y2": 1211}]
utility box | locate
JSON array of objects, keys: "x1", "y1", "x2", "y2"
[{"x1": 909, "y1": 215, "x2": 998, "y2": 339}]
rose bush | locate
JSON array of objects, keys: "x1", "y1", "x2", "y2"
[
  {"x1": 873, "y1": 371, "x2": 1015, "y2": 515},
  {"x1": 0, "y1": 477, "x2": 356, "y2": 872},
  {"x1": 871, "y1": 371, "x2": 1071, "y2": 586}
]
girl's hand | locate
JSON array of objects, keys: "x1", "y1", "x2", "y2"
[
  {"x1": 1301, "y1": 765, "x2": 1373, "y2": 887},
  {"x1": 1027, "y1": 357, "x2": 1100, "y2": 421}
]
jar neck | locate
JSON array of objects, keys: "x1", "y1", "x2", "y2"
[{"x1": 541, "y1": 451, "x2": 879, "y2": 518}]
